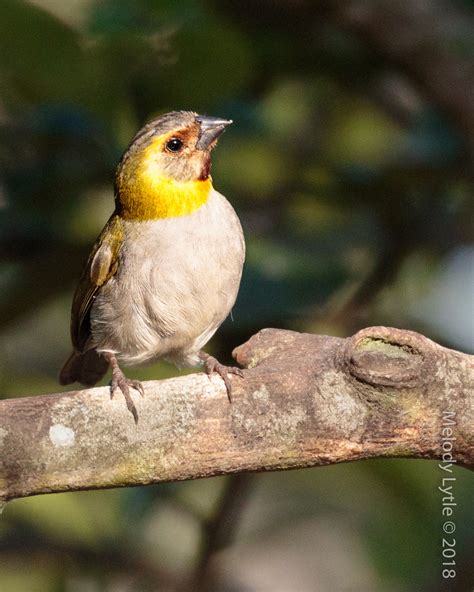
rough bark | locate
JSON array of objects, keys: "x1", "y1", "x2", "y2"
[{"x1": 0, "y1": 326, "x2": 472, "y2": 502}]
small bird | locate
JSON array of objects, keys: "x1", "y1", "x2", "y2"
[{"x1": 60, "y1": 111, "x2": 245, "y2": 422}]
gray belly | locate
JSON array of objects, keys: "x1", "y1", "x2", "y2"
[{"x1": 90, "y1": 190, "x2": 245, "y2": 367}]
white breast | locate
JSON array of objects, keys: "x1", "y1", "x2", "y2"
[{"x1": 90, "y1": 190, "x2": 245, "y2": 367}]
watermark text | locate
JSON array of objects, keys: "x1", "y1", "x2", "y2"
[{"x1": 438, "y1": 410, "x2": 457, "y2": 580}]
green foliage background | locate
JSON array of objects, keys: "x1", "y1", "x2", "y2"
[{"x1": 0, "y1": 1, "x2": 472, "y2": 591}]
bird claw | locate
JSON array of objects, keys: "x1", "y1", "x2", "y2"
[
  {"x1": 200, "y1": 353, "x2": 244, "y2": 403},
  {"x1": 110, "y1": 370, "x2": 144, "y2": 423},
  {"x1": 128, "y1": 378, "x2": 145, "y2": 397}
]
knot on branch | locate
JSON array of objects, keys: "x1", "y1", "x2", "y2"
[
  {"x1": 344, "y1": 326, "x2": 435, "y2": 389},
  {"x1": 232, "y1": 328, "x2": 304, "y2": 369}
]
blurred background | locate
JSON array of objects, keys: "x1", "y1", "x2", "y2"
[{"x1": 0, "y1": 0, "x2": 473, "y2": 590}]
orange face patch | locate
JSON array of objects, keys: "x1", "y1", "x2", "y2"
[{"x1": 115, "y1": 129, "x2": 213, "y2": 220}]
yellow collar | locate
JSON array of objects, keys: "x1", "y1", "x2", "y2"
[{"x1": 116, "y1": 173, "x2": 212, "y2": 221}]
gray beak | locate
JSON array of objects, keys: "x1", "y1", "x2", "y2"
[{"x1": 196, "y1": 115, "x2": 233, "y2": 150}]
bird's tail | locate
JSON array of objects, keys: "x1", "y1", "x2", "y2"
[{"x1": 59, "y1": 349, "x2": 109, "y2": 387}]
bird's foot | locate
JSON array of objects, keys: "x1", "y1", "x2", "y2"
[
  {"x1": 111, "y1": 371, "x2": 144, "y2": 424},
  {"x1": 105, "y1": 353, "x2": 144, "y2": 423},
  {"x1": 198, "y1": 351, "x2": 244, "y2": 402}
]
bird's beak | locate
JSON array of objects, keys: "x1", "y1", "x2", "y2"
[{"x1": 195, "y1": 115, "x2": 233, "y2": 150}]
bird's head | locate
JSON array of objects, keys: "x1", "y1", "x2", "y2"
[{"x1": 115, "y1": 111, "x2": 232, "y2": 220}]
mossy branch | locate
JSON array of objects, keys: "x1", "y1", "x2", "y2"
[{"x1": 1, "y1": 326, "x2": 472, "y2": 502}]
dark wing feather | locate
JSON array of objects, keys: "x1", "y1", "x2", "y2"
[{"x1": 70, "y1": 214, "x2": 124, "y2": 352}]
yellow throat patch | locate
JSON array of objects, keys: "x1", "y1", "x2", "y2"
[{"x1": 116, "y1": 137, "x2": 212, "y2": 221}]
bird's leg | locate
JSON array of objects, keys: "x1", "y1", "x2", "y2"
[
  {"x1": 198, "y1": 351, "x2": 244, "y2": 402},
  {"x1": 103, "y1": 352, "x2": 144, "y2": 424}
]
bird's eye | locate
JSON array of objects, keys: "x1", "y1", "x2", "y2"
[{"x1": 165, "y1": 138, "x2": 184, "y2": 152}]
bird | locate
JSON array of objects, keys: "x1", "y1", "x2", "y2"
[{"x1": 60, "y1": 111, "x2": 245, "y2": 422}]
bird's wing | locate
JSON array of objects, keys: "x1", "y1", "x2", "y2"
[{"x1": 70, "y1": 213, "x2": 124, "y2": 352}]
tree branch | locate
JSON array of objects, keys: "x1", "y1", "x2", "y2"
[{"x1": 1, "y1": 326, "x2": 472, "y2": 502}]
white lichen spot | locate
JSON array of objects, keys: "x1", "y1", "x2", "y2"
[
  {"x1": 317, "y1": 370, "x2": 364, "y2": 434},
  {"x1": 253, "y1": 384, "x2": 270, "y2": 402},
  {"x1": 272, "y1": 405, "x2": 307, "y2": 435},
  {"x1": 49, "y1": 424, "x2": 75, "y2": 448},
  {"x1": 0, "y1": 427, "x2": 7, "y2": 447}
]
